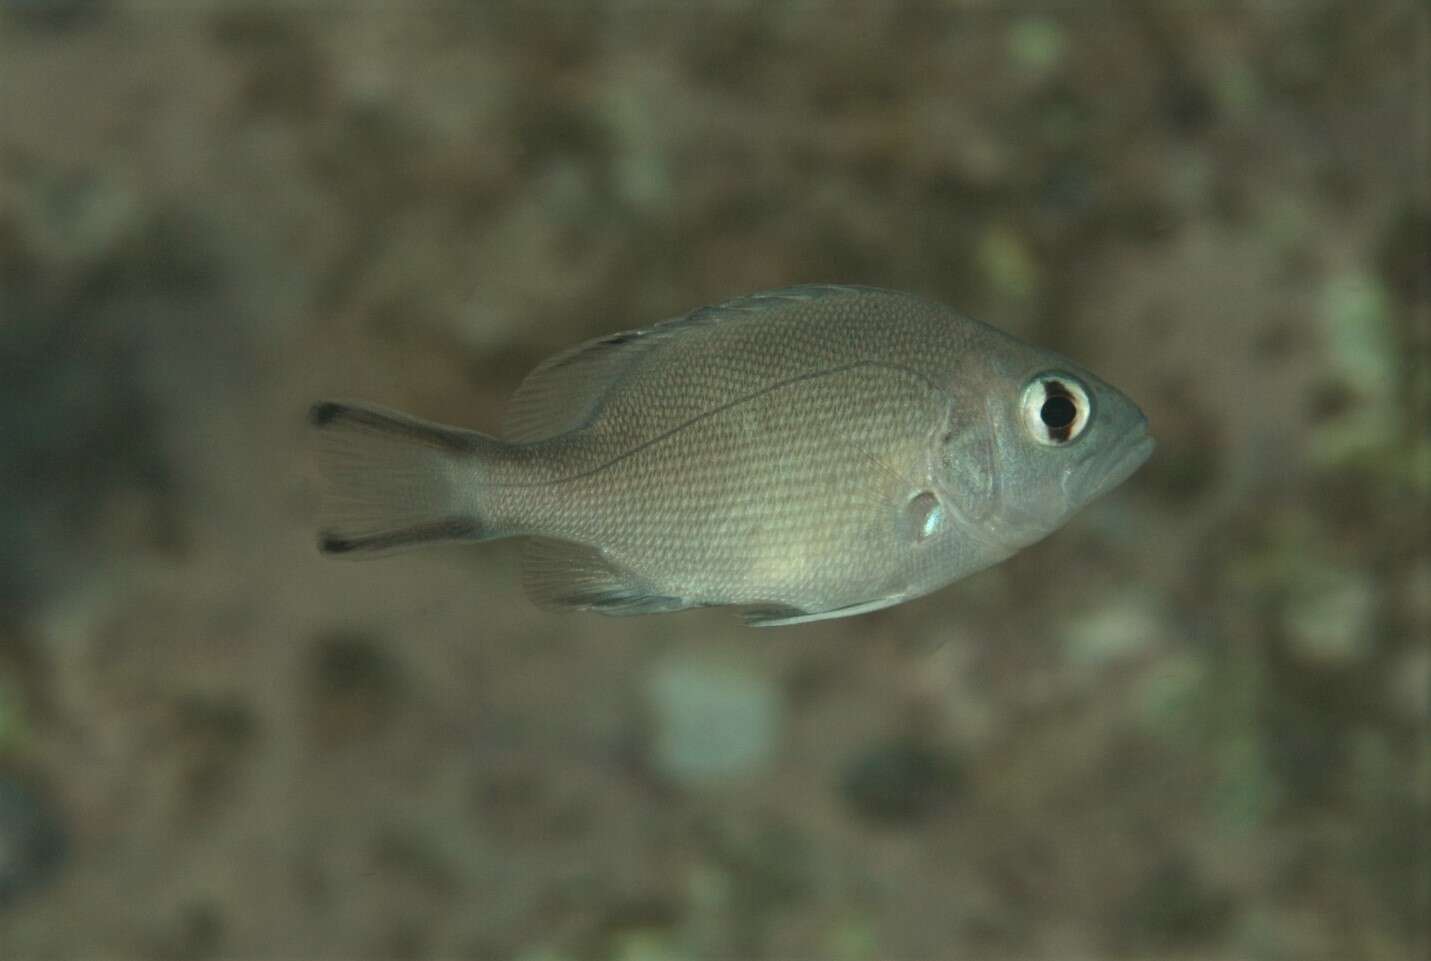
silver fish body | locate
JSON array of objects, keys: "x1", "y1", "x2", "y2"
[{"x1": 312, "y1": 285, "x2": 1153, "y2": 625}]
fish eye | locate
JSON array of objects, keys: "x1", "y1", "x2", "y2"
[{"x1": 1021, "y1": 373, "x2": 1091, "y2": 446}]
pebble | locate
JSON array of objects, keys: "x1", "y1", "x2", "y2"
[
  {"x1": 1062, "y1": 592, "x2": 1164, "y2": 670},
  {"x1": 0, "y1": 772, "x2": 67, "y2": 908},
  {"x1": 1283, "y1": 567, "x2": 1376, "y2": 665},
  {"x1": 646, "y1": 655, "x2": 781, "y2": 787}
]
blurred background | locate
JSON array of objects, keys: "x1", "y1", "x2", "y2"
[{"x1": 1, "y1": 1, "x2": 1427, "y2": 958}]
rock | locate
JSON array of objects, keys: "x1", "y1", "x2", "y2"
[
  {"x1": 0, "y1": 678, "x2": 21, "y2": 751},
  {"x1": 1007, "y1": 17, "x2": 1066, "y2": 77},
  {"x1": 1132, "y1": 651, "x2": 1207, "y2": 745},
  {"x1": 1313, "y1": 270, "x2": 1398, "y2": 467},
  {"x1": 840, "y1": 737, "x2": 963, "y2": 825},
  {"x1": 604, "y1": 74, "x2": 675, "y2": 216},
  {"x1": 1112, "y1": 856, "x2": 1232, "y2": 952},
  {"x1": 976, "y1": 224, "x2": 1039, "y2": 302},
  {"x1": 1062, "y1": 593, "x2": 1164, "y2": 670},
  {"x1": 2, "y1": 0, "x2": 103, "y2": 31},
  {"x1": 646, "y1": 656, "x2": 781, "y2": 787},
  {"x1": 1386, "y1": 645, "x2": 1430, "y2": 724},
  {"x1": 0, "y1": 772, "x2": 67, "y2": 908},
  {"x1": 305, "y1": 629, "x2": 406, "y2": 745},
  {"x1": 1282, "y1": 567, "x2": 1375, "y2": 665}
]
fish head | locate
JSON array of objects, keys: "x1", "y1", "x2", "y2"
[{"x1": 934, "y1": 341, "x2": 1154, "y2": 553}]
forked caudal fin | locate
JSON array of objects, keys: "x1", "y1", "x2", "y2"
[{"x1": 308, "y1": 401, "x2": 509, "y2": 556}]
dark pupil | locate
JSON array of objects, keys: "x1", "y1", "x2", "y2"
[{"x1": 1040, "y1": 393, "x2": 1077, "y2": 430}]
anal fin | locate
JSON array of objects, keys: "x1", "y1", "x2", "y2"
[
  {"x1": 742, "y1": 594, "x2": 908, "y2": 627},
  {"x1": 522, "y1": 538, "x2": 693, "y2": 616}
]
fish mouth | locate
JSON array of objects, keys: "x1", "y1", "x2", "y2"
[
  {"x1": 1065, "y1": 423, "x2": 1156, "y2": 504},
  {"x1": 1093, "y1": 426, "x2": 1155, "y2": 500}
]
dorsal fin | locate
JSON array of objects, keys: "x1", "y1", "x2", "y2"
[
  {"x1": 501, "y1": 285, "x2": 873, "y2": 443},
  {"x1": 673, "y1": 284, "x2": 869, "y2": 325},
  {"x1": 502, "y1": 327, "x2": 671, "y2": 442}
]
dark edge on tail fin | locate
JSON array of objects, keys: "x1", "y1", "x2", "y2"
[
  {"x1": 319, "y1": 518, "x2": 480, "y2": 555},
  {"x1": 307, "y1": 401, "x2": 346, "y2": 427},
  {"x1": 308, "y1": 401, "x2": 482, "y2": 454}
]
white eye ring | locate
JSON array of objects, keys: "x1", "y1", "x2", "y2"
[{"x1": 1021, "y1": 373, "x2": 1091, "y2": 446}]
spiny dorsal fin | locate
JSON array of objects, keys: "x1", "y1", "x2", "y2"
[{"x1": 501, "y1": 285, "x2": 874, "y2": 443}]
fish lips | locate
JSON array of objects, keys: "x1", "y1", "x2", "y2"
[{"x1": 1064, "y1": 423, "x2": 1156, "y2": 505}]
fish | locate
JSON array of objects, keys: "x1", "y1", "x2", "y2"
[{"x1": 310, "y1": 285, "x2": 1153, "y2": 626}]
